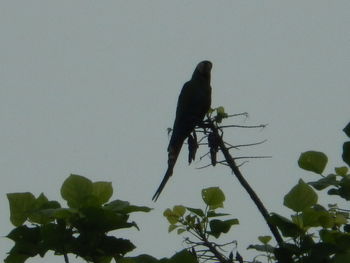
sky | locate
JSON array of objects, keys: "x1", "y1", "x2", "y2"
[{"x1": 0, "y1": 1, "x2": 349, "y2": 262}]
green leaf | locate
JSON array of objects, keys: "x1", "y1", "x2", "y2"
[
  {"x1": 333, "y1": 250, "x2": 350, "y2": 263},
  {"x1": 100, "y1": 236, "x2": 136, "y2": 257},
  {"x1": 40, "y1": 223, "x2": 73, "y2": 254},
  {"x1": 337, "y1": 176, "x2": 350, "y2": 200},
  {"x1": 318, "y1": 211, "x2": 334, "y2": 228},
  {"x1": 334, "y1": 213, "x2": 347, "y2": 226},
  {"x1": 177, "y1": 228, "x2": 186, "y2": 235},
  {"x1": 319, "y1": 229, "x2": 350, "y2": 250},
  {"x1": 61, "y1": 174, "x2": 94, "y2": 208},
  {"x1": 184, "y1": 214, "x2": 196, "y2": 226},
  {"x1": 28, "y1": 194, "x2": 61, "y2": 224},
  {"x1": 320, "y1": 229, "x2": 337, "y2": 243},
  {"x1": 170, "y1": 249, "x2": 198, "y2": 263},
  {"x1": 284, "y1": 179, "x2": 318, "y2": 212},
  {"x1": 202, "y1": 187, "x2": 225, "y2": 209},
  {"x1": 214, "y1": 106, "x2": 228, "y2": 123},
  {"x1": 186, "y1": 207, "x2": 205, "y2": 217},
  {"x1": 78, "y1": 206, "x2": 136, "y2": 232},
  {"x1": 216, "y1": 106, "x2": 225, "y2": 115},
  {"x1": 298, "y1": 151, "x2": 328, "y2": 174},
  {"x1": 209, "y1": 218, "x2": 239, "y2": 238},
  {"x1": 7, "y1": 225, "x2": 40, "y2": 243},
  {"x1": 4, "y1": 253, "x2": 29, "y2": 263},
  {"x1": 343, "y1": 122, "x2": 350, "y2": 138},
  {"x1": 92, "y1": 181, "x2": 113, "y2": 205},
  {"x1": 168, "y1": 224, "x2": 178, "y2": 233},
  {"x1": 163, "y1": 208, "x2": 180, "y2": 224},
  {"x1": 258, "y1": 236, "x2": 272, "y2": 244},
  {"x1": 7, "y1": 193, "x2": 36, "y2": 226},
  {"x1": 119, "y1": 254, "x2": 159, "y2": 263},
  {"x1": 173, "y1": 205, "x2": 186, "y2": 217},
  {"x1": 342, "y1": 142, "x2": 350, "y2": 167},
  {"x1": 247, "y1": 244, "x2": 274, "y2": 253},
  {"x1": 306, "y1": 242, "x2": 336, "y2": 262},
  {"x1": 335, "y1": 166, "x2": 348, "y2": 176},
  {"x1": 6, "y1": 226, "x2": 41, "y2": 259},
  {"x1": 104, "y1": 200, "x2": 151, "y2": 214},
  {"x1": 269, "y1": 213, "x2": 303, "y2": 238},
  {"x1": 309, "y1": 174, "x2": 338, "y2": 190},
  {"x1": 51, "y1": 208, "x2": 79, "y2": 220},
  {"x1": 302, "y1": 207, "x2": 329, "y2": 228}
]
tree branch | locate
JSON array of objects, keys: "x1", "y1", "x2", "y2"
[{"x1": 207, "y1": 120, "x2": 284, "y2": 246}]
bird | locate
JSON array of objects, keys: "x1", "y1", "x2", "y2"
[{"x1": 152, "y1": 60, "x2": 212, "y2": 201}]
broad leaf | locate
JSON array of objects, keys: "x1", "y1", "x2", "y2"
[
  {"x1": 309, "y1": 174, "x2": 338, "y2": 190},
  {"x1": 105, "y1": 200, "x2": 151, "y2": 214},
  {"x1": 7, "y1": 193, "x2": 36, "y2": 226},
  {"x1": 342, "y1": 142, "x2": 350, "y2": 167},
  {"x1": 92, "y1": 181, "x2": 113, "y2": 205},
  {"x1": 170, "y1": 249, "x2": 198, "y2": 263},
  {"x1": 202, "y1": 187, "x2": 225, "y2": 209},
  {"x1": 269, "y1": 213, "x2": 303, "y2": 238},
  {"x1": 343, "y1": 122, "x2": 350, "y2": 138},
  {"x1": 164, "y1": 209, "x2": 180, "y2": 225},
  {"x1": 247, "y1": 244, "x2": 274, "y2": 253},
  {"x1": 301, "y1": 207, "x2": 329, "y2": 228},
  {"x1": 258, "y1": 236, "x2": 272, "y2": 244},
  {"x1": 333, "y1": 251, "x2": 350, "y2": 263},
  {"x1": 284, "y1": 179, "x2": 318, "y2": 212},
  {"x1": 335, "y1": 166, "x2": 348, "y2": 176},
  {"x1": 61, "y1": 174, "x2": 94, "y2": 208},
  {"x1": 168, "y1": 224, "x2": 178, "y2": 233},
  {"x1": 186, "y1": 207, "x2": 205, "y2": 217},
  {"x1": 173, "y1": 205, "x2": 186, "y2": 217},
  {"x1": 337, "y1": 176, "x2": 350, "y2": 200},
  {"x1": 78, "y1": 206, "x2": 135, "y2": 232},
  {"x1": 298, "y1": 151, "x2": 328, "y2": 174},
  {"x1": 209, "y1": 218, "x2": 239, "y2": 238},
  {"x1": 119, "y1": 254, "x2": 159, "y2": 263}
]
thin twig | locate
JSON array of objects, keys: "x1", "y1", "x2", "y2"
[
  {"x1": 196, "y1": 160, "x2": 229, "y2": 169},
  {"x1": 227, "y1": 139, "x2": 268, "y2": 150},
  {"x1": 233, "y1": 156, "x2": 272, "y2": 160},
  {"x1": 226, "y1": 112, "x2": 249, "y2": 118},
  {"x1": 237, "y1": 161, "x2": 249, "y2": 167},
  {"x1": 218, "y1": 124, "x2": 267, "y2": 129}
]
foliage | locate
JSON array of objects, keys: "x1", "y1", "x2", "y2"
[
  {"x1": 164, "y1": 187, "x2": 239, "y2": 262},
  {"x1": 6, "y1": 174, "x2": 151, "y2": 263},
  {"x1": 5, "y1": 109, "x2": 350, "y2": 263},
  {"x1": 250, "y1": 121, "x2": 350, "y2": 263},
  {"x1": 163, "y1": 121, "x2": 350, "y2": 263},
  {"x1": 119, "y1": 250, "x2": 198, "y2": 263}
]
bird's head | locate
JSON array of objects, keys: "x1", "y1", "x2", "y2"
[{"x1": 196, "y1": 60, "x2": 212, "y2": 75}]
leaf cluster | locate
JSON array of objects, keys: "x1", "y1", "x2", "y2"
[
  {"x1": 250, "y1": 122, "x2": 350, "y2": 263},
  {"x1": 6, "y1": 174, "x2": 151, "y2": 263},
  {"x1": 164, "y1": 187, "x2": 239, "y2": 262}
]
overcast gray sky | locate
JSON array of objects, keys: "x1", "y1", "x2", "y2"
[{"x1": 1, "y1": 1, "x2": 349, "y2": 262}]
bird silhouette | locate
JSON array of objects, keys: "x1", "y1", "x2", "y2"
[{"x1": 152, "y1": 60, "x2": 212, "y2": 201}]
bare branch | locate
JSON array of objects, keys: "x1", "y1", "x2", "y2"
[
  {"x1": 205, "y1": 120, "x2": 284, "y2": 246},
  {"x1": 227, "y1": 139, "x2": 268, "y2": 150},
  {"x1": 218, "y1": 124, "x2": 267, "y2": 129}
]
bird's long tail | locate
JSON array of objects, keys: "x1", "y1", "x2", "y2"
[
  {"x1": 152, "y1": 136, "x2": 184, "y2": 201},
  {"x1": 152, "y1": 167, "x2": 173, "y2": 201}
]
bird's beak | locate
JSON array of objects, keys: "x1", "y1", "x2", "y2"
[{"x1": 197, "y1": 61, "x2": 212, "y2": 74}]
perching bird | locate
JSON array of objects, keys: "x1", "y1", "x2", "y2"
[{"x1": 152, "y1": 60, "x2": 212, "y2": 201}]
